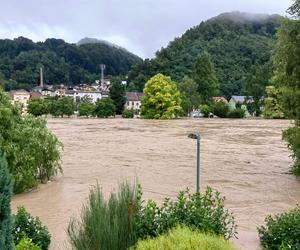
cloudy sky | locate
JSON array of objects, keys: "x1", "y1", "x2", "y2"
[{"x1": 0, "y1": 0, "x2": 293, "y2": 58}]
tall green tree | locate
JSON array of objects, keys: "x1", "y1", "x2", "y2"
[
  {"x1": 193, "y1": 52, "x2": 219, "y2": 104},
  {"x1": 109, "y1": 77, "x2": 126, "y2": 115},
  {"x1": 263, "y1": 86, "x2": 284, "y2": 119},
  {"x1": 273, "y1": 0, "x2": 300, "y2": 175},
  {"x1": 141, "y1": 74, "x2": 182, "y2": 119},
  {"x1": 0, "y1": 152, "x2": 13, "y2": 250},
  {"x1": 244, "y1": 63, "x2": 271, "y2": 116},
  {"x1": 178, "y1": 76, "x2": 201, "y2": 115}
]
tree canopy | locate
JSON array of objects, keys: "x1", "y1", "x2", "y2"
[
  {"x1": 141, "y1": 74, "x2": 182, "y2": 119},
  {"x1": 109, "y1": 77, "x2": 126, "y2": 115},
  {"x1": 193, "y1": 52, "x2": 219, "y2": 104}
]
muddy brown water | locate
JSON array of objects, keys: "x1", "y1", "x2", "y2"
[{"x1": 12, "y1": 118, "x2": 300, "y2": 249}]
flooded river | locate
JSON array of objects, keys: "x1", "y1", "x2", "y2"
[{"x1": 12, "y1": 118, "x2": 300, "y2": 249}]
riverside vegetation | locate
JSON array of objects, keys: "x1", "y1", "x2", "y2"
[
  {"x1": 0, "y1": 153, "x2": 50, "y2": 250},
  {"x1": 0, "y1": 90, "x2": 62, "y2": 193},
  {"x1": 67, "y1": 182, "x2": 237, "y2": 250}
]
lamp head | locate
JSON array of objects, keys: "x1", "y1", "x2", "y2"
[{"x1": 188, "y1": 133, "x2": 199, "y2": 140}]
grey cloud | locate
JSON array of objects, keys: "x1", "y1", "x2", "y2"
[{"x1": 0, "y1": 0, "x2": 293, "y2": 58}]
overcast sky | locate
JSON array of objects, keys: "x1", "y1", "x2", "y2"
[{"x1": 0, "y1": 0, "x2": 293, "y2": 58}]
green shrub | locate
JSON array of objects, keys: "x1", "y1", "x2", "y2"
[
  {"x1": 133, "y1": 226, "x2": 236, "y2": 250},
  {"x1": 135, "y1": 187, "x2": 237, "y2": 240},
  {"x1": 227, "y1": 108, "x2": 245, "y2": 118},
  {"x1": 15, "y1": 238, "x2": 41, "y2": 250},
  {"x1": 94, "y1": 98, "x2": 116, "y2": 118},
  {"x1": 213, "y1": 101, "x2": 229, "y2": 118},
  {"x1": 0, "y1": 152, "x2": 13, "y2": 250},
  {"x1": 200, "y1": 104, "x2": 210, "y2": 118},
  {"x1": 78, "y1": 102, "x2": 95, "y2": 117},
  {"x1": 122, "y1": 108, "x2": 135, "y2": 118},
  {"x1": 49, "y1": 97, "x2": 75, "y2": 117},
  {"x1": 282, "y1": 126, "x2": 300, "y2": 176},
  {"x1": 67, "y1": 182, "x2": 139, "y2": 250},
  {"x1": 0, "y1": 90, "x2": 62, "y2": 194},
  {"x1": 258, "y1": 206, "x2": 300, "y2": 250},
  {"x1": 28, "y1": 98, "x2": 49, "y2": 117},
  {"x1": 13, "y1": 207, "x2": 51, "y2": 250}
]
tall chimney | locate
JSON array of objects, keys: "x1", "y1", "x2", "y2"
[{"x1": 40, "y1": 67, "x2": 44, "y2": 88}]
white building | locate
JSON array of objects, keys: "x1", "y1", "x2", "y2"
[
  {"x1": 125, "y1": 92, "x2": 144, "y2": 113},
  {"x1": 9, "y1": 89, "x2": 30, "y2": 113},
  {"x1": 74, "y1": 90, "x2": 102, "y2": 103}
]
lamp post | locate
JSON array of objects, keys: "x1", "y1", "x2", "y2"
[{"x1": 188, "y1": 132, "x2": 201, "y2": 193}]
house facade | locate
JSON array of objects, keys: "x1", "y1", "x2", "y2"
[
  {"x1": 74, "y1": 90, "x2": 102, "y2": 103},
  {"x1": 9, "y1": 89, "x2": 30, "y2": 112},
  {"x1": 125, "y1": 92, "x2": 144, "y2": 113},
  {"x1": 228, "y1": 96, "x2": 253, "y2": 117}
]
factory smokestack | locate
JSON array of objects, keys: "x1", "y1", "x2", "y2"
[{"x1": 40, "y1": 67, "x2": 44, "y2": 88}]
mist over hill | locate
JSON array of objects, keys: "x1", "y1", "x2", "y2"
[{"x1": 128, "y1": 11, "x2": 282, "y2": 97}]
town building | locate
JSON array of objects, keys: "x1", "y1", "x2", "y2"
[
  {"x1": 125, "y1": 92, "x2": 144, "y2": 113},
  {"x1": 228, "y1": 96, "x2": 253, "y2": 117},
  {"x1": 9, "y1": 89, "x2": 30, "y2": 112},
  {"x1": 74, "y1": 90, "x2": 102, "y2": 103}
]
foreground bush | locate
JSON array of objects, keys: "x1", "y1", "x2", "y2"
[
  {"x1": 0, "y1": 152, "x2": 13, "y2": 250},
  {"x1": 15, "y1": 238, "x2": 41, "y2": 250},
  {"x1": 67, "y1": 182, "x2": 139, "y2": 250},
  {"x1": 133, "y1": 226, "x2": 236, "y2": 250},
  {"x1": 13, "y1": 207, "x2": 51, "y2": 250},
  {"x1": 68, "y1": 182, "x2": 236, "y2": 250},
  {"x1": 135, "y1": 187, "x2": 237, "y2": 240},
  {"x1": 258, "y1": 206, "x2": 300, "y2": 249}
]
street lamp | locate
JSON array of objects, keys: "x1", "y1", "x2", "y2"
[{"x1": 188, "y1": 132, "x2": 201, "y2": 193}]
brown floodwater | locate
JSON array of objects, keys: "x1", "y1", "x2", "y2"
[{"x1": 12, "y1": 118, "x2": 300, "y2": 250}]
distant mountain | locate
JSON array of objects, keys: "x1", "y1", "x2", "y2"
[
  {"x1": 128, "y1": 12, "x2": 282, "y2": 97},
  {"x1": 0, "y1": 37, "x2": 142, "y2": 90}
]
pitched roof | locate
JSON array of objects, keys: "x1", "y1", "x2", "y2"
[
  {"x1": 212, "y1": 96, "x2": 228, "y2": 104},
  {"x1": 126, "y1": 92, "x2": 144, "y2": 101},
  {"x1": 9, "y1": 89, "x2": 30, "y2": 96},
  {"x1": 231, "y1": 96, "x2": 253, "y2": 104},
  {"x1": 30, "y1": 91, "x2": 42, "y2": 98}
]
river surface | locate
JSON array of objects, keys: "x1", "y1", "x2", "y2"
[{"x1": 12, "y1": 118, "x2": 300, "y2": 249}]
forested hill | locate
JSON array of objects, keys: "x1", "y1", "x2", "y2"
[
  {"x1": 0, "y1": 37, "x2": 142, "y2": 90},
  {"x1": 127, "y1": 12, "x2": 282, "y2": 97}
]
